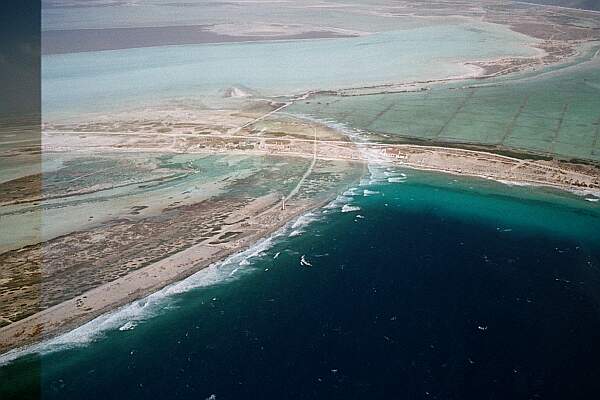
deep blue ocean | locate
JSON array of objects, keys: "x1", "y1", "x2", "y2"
[{"x1": 2, "y1": 168, "x2": 600, "y2": 400}]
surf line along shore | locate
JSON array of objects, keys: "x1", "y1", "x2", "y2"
[
  {"x1": 0, "y1": 199, "x2": 327, "y2": 355},
  {"x1": 0, "y1": 155, "x2": 365, "y2": 356}
]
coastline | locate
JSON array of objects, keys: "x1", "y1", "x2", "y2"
[
  {"x1": 5, "y1": 0, "x2": 600, "y2": 360},
  {"x1": 3, "y1": 131, "x2": 599, "y2": 360},
  {"x1": 0, "y1": 189, "x2": 352, "y2": 357},
  {"x1": 1, "y1": 135, "x2": 597, "y2": 359}
]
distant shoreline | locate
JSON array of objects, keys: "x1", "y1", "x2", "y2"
[{"x1": 41, "y1": 25, "x2": 358, "y2": 55}]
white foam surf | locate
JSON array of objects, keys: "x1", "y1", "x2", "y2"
[
  {"x1": 324, "y1": 194, "x2": 353, "y2": 210},
  {"x1": 299, "y1": 255, "x2": 313, "y2": 267},
  {"x1": 118, "y1": 321, "x2": 137, "y2": 331},
  {"x1": 388, "y1": 177, "x2": 407, "y2": 183},
  {"x1": 343, "y1": 187, "x2": 361, "y2": 196},
  {"x1": 0, "y1": 207, "x2": 325, "y2": 366},
  {"x1": 288, "y1": 212, "x2": 320, "y2": 237}
]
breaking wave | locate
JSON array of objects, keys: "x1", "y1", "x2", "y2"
[
  {"x1": 388, "y1": 177, "x2": 407, "y2": 183},
  {"x1": 342, "y1": 204, "x2": 362, "y2": 213},
  {"x1": 324, "y1": 194, "x2": 353, "y2": 210},
  {"x1": 288, "y1": 212, "x2": 320, "y2": 237}
]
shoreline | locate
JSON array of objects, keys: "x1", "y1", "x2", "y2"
[
  {"x1": 0, "y1": 189, "x2": 351, "y2": 357},
  {"x1": 2, "y1": 127, "x2": 598, "y2": 358}
]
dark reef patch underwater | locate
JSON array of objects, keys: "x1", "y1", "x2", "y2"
[{"x1": 2, "y1": 168, "x2": 600, "y2": 400}]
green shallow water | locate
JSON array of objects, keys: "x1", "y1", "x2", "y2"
[
  {"x1": 366, "y1": 167, "x2": 600, "y2": 243},
  {"x1": 289, "y1": 49, "x2": 600, "y2": 162}
]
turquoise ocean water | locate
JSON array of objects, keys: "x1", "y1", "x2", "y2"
[{"x1": 1, "y1": 166, "x2": 600, "y2": 399}]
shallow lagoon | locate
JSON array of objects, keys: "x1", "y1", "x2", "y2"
[{"x1": 42, "y1": 22, "x2": 538, "y2": 119}]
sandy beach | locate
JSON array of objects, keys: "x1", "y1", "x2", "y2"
[{"x1": 0, "y1": 184, "x2": 356, "y2": 354}]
